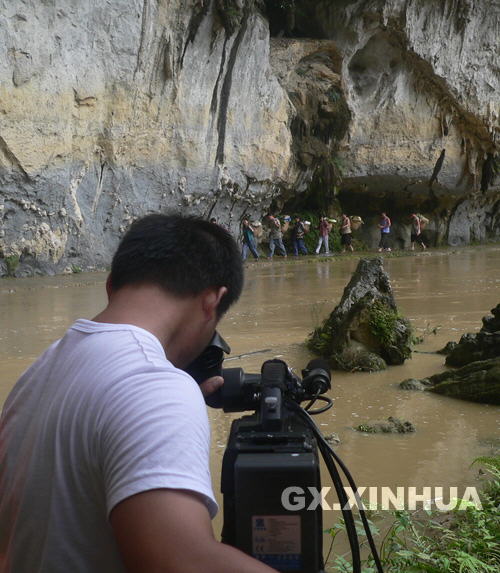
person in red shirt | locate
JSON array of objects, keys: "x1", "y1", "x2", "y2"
[{"x1": 315, "y1": 216, "x2": 331, "y2": 255}]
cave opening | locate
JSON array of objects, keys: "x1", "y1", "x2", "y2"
[{"x1": 262, "y1": 0, "x2": 327, "y2": 39}]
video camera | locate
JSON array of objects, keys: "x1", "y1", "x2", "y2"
[{"x1": 185, "y1": 333, "x2": 383, "y2": 573}]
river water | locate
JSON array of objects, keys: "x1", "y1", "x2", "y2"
[{"x1": 1, "y1": 247, "x2": 499, "y2": 544}]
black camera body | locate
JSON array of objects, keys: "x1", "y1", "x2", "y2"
[
  {"x1": 186, "y1": 336, "x2": 331, "y2": 572},
  {"x1": 221, "y1": 360, "x2": 328, "y2": 573}
]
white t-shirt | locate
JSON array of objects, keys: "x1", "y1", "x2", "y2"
[{"x1": 0, "y1": 319, "x2": 217, "y2": 572}]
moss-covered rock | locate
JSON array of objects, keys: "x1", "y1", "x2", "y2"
[
  {"x1": 428, "y1": 358, "x2": 500, "y2": 405},
  {"x1": 400, "y1": 357, "x2": 500, "y2": 405},
  {"x1": 307, "y1": 257, "x2": 412, "y2": 371},
  {"x1": 355, "y1": 417, "x2": 416, "y2": 434}
]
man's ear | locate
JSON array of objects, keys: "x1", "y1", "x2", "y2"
[
  {"x1": 105, "y1": 275, "x2": 113, "y2": 299},
  {"x1": 201, "y1": 286, "x2": 228, "y2": 321}
]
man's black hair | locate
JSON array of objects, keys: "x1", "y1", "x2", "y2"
[{"x1": 110, "y1": 213, "x2": 243, "y2": 316}]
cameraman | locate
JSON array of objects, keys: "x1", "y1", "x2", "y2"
[{"x1": 0, "y1": 214, "x2": 275, "y2": 572}]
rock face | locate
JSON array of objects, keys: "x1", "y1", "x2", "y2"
[
  {"x1": 444, "y1": 303, "x2": 500, "y2": 367},
  {"x1": 401, "y1": 304, "x2": 500, "y2": 405},
  {"x1": 0, "y1": 0, "x2": 297, "y2": 273},
  {"x1": 308, "y1": 257, "x2": 412, "y2": 371},
  {"x1": 0, "y1": 1, "x2": 499, "y2": 274}
]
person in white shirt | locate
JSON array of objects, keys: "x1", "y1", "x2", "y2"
[{"x1": 0, "y1": 214, "x2": 275, "y2": 573}]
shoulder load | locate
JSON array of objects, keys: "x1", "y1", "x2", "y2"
[
  {"x1": 350, "y1": 215, "x2": 364, "y2": 230},
  {"x1": 417, "y1": 214, "x2": 429, "y2": 228}
]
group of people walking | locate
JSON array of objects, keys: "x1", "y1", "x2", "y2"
[
  {"x1": 239, "y1": 213, "x2": 360, "y2": 261},
  {"x1": 377, "y1": 212, "x2": 427, "y2": 252},
  {"x1": 237, "y1": 211, "x2": 427, "y2": 261}
]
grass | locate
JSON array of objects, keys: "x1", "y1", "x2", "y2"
[{"x1": 325, "y1": 456, "x2": 500, "y2": 572}]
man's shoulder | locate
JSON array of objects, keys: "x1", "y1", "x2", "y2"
[{"x1": 61, "y1": 321, "x2": 198, "y2": 403}]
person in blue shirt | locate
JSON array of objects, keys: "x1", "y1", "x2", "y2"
[{"x1": 378, "y1": 212, "x2": 392, "y2": 252}]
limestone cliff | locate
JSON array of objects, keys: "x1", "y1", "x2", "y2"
[{"x1": 0, "y1": 0, "x2": 498, "y2": 275}]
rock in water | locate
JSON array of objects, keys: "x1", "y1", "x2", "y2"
[
  {"x1": 425, "y1": 358, "x2": 500, "y2": 405},
  {"x1": 355, "y1": 417, "x2": 416, "y2": 434},
  {"x1": 307, "y1": 257, "x2": 412, "y2": 371},
  {"x1": 445, "y1": 304, "x2": 500, "y2": 367},
  {"x1": 401, "y1": 304, "x2": 500, "y2": 405},
  {"x1": 399, "y1": 378, "x2": 433, "y2": 391}
]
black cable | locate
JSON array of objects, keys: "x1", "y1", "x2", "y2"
[
  {"x1": 304, "y1": 390, "x2": 320, "y2": 411},
  {"x1": 294, "y1": 405, "x2": 385, "y2": 573},
  {"x1": 287, "y1": 401, "x2": 362, "y2": 573},
  {"x1": 304, "y1": 395, "x2": 333, "y2": 415},
  {"x1": 317, "y1": 437, "x2": 362, "y2": 573}
]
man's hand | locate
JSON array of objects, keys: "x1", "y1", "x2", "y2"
[
  {"x1": 111, "y1": 489, "x2": 277, "y2": 573},
  {"x1": 199, "y1": 375, "x2": 223, "y2": 398}
]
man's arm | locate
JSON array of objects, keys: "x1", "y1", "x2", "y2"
[{"x1": 110, "y1": 489, "x2": 276, "y2": 573}]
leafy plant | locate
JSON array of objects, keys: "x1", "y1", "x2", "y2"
[
  {"x1": 326, "y1": 456, "x2": 500, "y2": 572},
  {"x1": 368, "y1": 300, "x2": 399, "y2": 346},
  {"x1": 5, "y1": 255, "x2": 20, "y2": 277}
]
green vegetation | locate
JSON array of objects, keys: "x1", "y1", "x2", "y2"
[
  {"x1": 326, "y1": 456, "x2": 500, "y2": 572},
  {"x1": 5, "y1": 255, "x2": 20, "y2": 277},
  {"x1": 71, "y1": 264, "x2": 82, "y2": 274},
  {"x1": 281, "y1": 211, "x2": 342, "y2": 253},
  {"x1": 307, "y1": 314, "x2": 334, "y2": 356},
  {"x1": 368, "y1": 300, "x2": 399, "y2": 347},
  {"x1": 355, "y1": 424, "x2": 377, "y2": 434}
]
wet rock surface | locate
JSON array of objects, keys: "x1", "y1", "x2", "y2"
[
  {"x1": 401, "y1": 304, "x2": 500, "y2": 405},
  {"x1": 308, "y1": 257, "x2": 412, "y2": 371},
  {"x1": 424, "y1": 358, "x2": 500, "y2": 405},
  {"x1": 445, "y1": 304, "x2": 500, "y2": 367},
  {"x1": 399, "y1": 378, "x2": 433, "y2": 391}
]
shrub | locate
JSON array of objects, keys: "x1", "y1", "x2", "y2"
[{"x1": 326, "y1": 456, "x2": 500, "y2": 572}]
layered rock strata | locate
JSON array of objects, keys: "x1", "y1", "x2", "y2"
[{"x1": 0, "y1": 0, "x2": 498, "y2": 274}]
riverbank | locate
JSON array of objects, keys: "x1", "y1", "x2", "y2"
[{"x1": 243, "y1": 242, "x2": 500, "y2": 267}]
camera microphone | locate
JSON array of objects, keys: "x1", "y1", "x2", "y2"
[{"x1": 301, "y1": 358, "x2": 331, "y2": 396}]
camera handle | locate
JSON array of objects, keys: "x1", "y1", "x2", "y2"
[{"x1": 259, "y1": 360, "x2": 288, "y2": 432}]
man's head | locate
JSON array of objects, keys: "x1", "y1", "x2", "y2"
[{"x1": 110, "y1": 213, "x2": 243, "y2": 319}]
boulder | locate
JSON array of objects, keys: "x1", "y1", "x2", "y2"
[
  {"x1": 427, "y1": 358, "x2": 500, "y2": 405},
  {"x1": 307, "y1": 257, "x2": 412, "y2": 371},
  {"x1": 399, "y1": 378, "x2": 433, "y2": 391},
  {"x1": 445, "y1": 304, "x2": 500, "y2": 367},
  {"x1": 437, "y1": 341, "x2": 458, "y2": 355},
  {"x1": 402, "y1": 305, "x2": 500, "y2": 405},
  {"x1": 400, "y1": 358, "x2": 500, "y2": 405}
]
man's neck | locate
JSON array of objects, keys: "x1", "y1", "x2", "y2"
[{"x1": 92, "y1": 284, "x2": 195, "y2": 355}]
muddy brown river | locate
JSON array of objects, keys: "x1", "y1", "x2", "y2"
[{"x1": 1, "y1": 247, "x2": 499, "y2": 546}]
